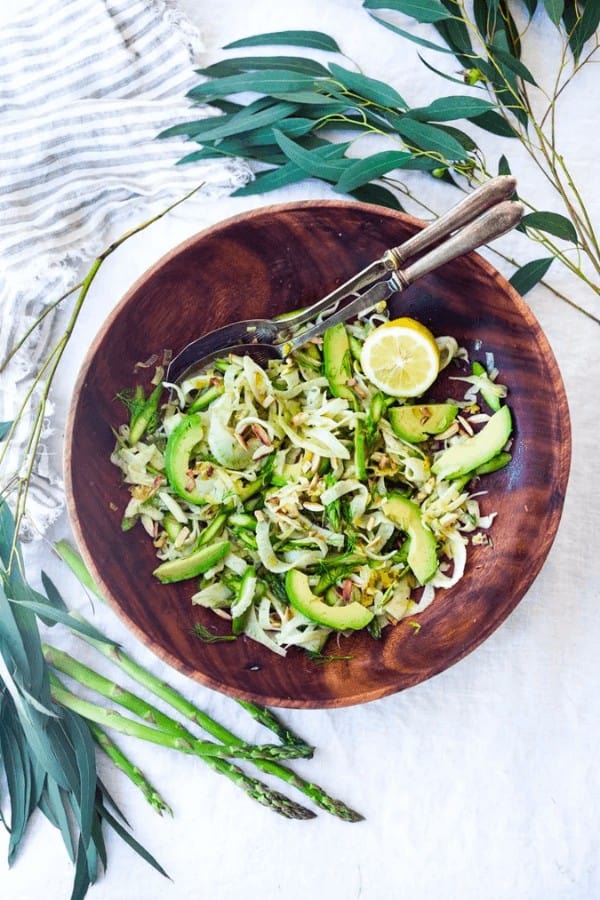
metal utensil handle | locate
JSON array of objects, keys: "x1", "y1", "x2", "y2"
[
  {"x1": 284, "y1": 200, "x2": 524, "y2": 354},
  {"x1": 278, "y1": 176, "x2": 517, "y2": 332},
  {"x1": 394, "y1": 199, "x2": 524, "y2": 289},
  {"x1": 386, "y1": 175, "x2": 517, "y2": 267}
]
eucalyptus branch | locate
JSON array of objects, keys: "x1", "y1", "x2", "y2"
[{"x1": 169, "y1": 12, "x2": 599, "y2": 310}]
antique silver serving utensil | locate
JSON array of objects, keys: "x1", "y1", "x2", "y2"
[{"x1": 167, "y1": 177, "x2": 521, "y2": 382}]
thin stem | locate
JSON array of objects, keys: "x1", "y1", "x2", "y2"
[{"x1": 0, "y1": 278, "x2": 85, "y2": 374}]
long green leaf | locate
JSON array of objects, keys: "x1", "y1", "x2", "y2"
[
  {"x1": 521, "y1": 211, "x2": 578, "y2": 243},
  {"x1": 435, "y1": 0, "x2": 474, "y2": 59},
  {"x1": 223, "y1": 30, "x2": 341, "y2": 52},
  {"x1": 470, "y1": 110, "x2": 517, "y2": 137},
  {"x1": 233, "y1": 143, "x2": 349, "y2": 196},
  {"x1": 161, "y1": 101, "x2": 299, "y2": 143},
  {"x1": 568, "y1": 2, "x2": 600, "y2": 62},
  {"x1": 40, "y1": 570, "x2": 69, "y2": 613},
  {"x1": 0, "y1": 708, "x2": 31, "y2": 862},
  {"x1": 97, "y1": 799, "x2": 169, "y2": 878},
  {"x1": 489, "y1": 47, "x2": 538, "y2": 86},
  {"x1": 0, "y1": 421, "x2": 11, "y2": 441},
  {"x1": 186, "y1": 71, "x2": 317, "y2": 99},
  {"x1": 62, "y1": 711, "x2": 97, "y2": 855},
  {"x1": 328, "y1": 62, "x2": 407, "y2": 109},
  {"x1": 273, "y1": 130, "x2": 352, "y2": 181},
  {"x1": 417, "y1": 52, "x2": 475, "y2": 86},
  {"x1": 349, "y1": 183, "x2": 404, "y2": 209},
  {"x1": 39, "y1": 778, "x2": 76, "y2": 861},
  {"x1": 336, "y1": 150, "x2": 415, "y2": 192},
  {"x1": 542, "y1": 0, "x2": 565, "y2": 26},
  {"x1": 509, "y1": 257, "x2": 554, "y2": 294},
  {"x1": 363, "y1": 0, "x2": 451, "y2": 24},
  {"x1": 393, "y1": 115, "x2": 467, "y2": 159},
  {"x1": 197, "y1": 55, "x2": 331, "y2": 78},
  {"x1": 7, "y1": 598, "x2": 113, "y2": 643},
  {"x1": 408, "y1": 94, "x2": 495, "y2": 121},
  {"x1": 367, "y1": 12, "x2": 454, "y2": 52}
]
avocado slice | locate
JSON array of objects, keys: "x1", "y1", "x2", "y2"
[
  {"x1": 431, "y1": 405, "x2": 512, "y2": 481},
  {"x1": 382, "y1": 493, "x2": 438, "y2": 584},
  {"x1": 153, "y1": 540, "x2": 230, "y2": 583},
  {"x1": 164, "y1": 414, "x2": 206, "y2": 505},
  {"x1": 323, "y1": 323, "x2": 356, "y2": 404},
  {"x1": 388, "y1": 403, "x2": 458, "y2": 443},
  {"x1": 285, "y1": 570, "x2": 374, "y2": 631}
]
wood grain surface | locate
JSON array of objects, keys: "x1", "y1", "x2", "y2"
[{"x1": 64, "y1": 201, "x2": 571, "y2": 708}]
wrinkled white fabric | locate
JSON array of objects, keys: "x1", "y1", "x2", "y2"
[{"x1": 0, "y1": 0, "x2": 249, "y2": 536}]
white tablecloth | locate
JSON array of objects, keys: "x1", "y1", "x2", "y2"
[{"x1": 2, "y1": 2, "x2": 599, "y2": 898}]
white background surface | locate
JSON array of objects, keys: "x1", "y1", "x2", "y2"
[{"x1": 2, "y1": 1, "x2": 599, "y2": 898}]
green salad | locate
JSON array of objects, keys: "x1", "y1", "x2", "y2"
[{"x1": 111, "y1": 310, "x2": 512, "y2": 657}]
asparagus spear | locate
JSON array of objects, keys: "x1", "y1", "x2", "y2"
[
  {"x1": 76, "y1": 629, "x2": 363, "y2": 822},
  {"x1": 44, "y1": 647, "x2": 310, "y2": 762},
  {"x1": 234, "y1": 700, "x2": 312, "y2": 752},
  {"x1": 88, "y1": 722, "x2": 172, "y2": 816},
  {"x1": 54, "y1": 543, "x2": 363, "y2": 821},
  {"x1": 51, "y1": 675, "x2": 313, "y2": 821}
]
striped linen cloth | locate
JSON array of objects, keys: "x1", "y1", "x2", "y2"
[{"x1": 0, "y1": 0, "x2": 249, "y2": 537}]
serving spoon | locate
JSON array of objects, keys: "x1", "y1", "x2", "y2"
[{"x1": 167, "y1": 178, "x2": 522, "y2": 382}]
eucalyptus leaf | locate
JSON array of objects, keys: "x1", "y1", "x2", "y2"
[
  {"x1": 363, "y1": 0, "x2": 451, "y2": 24},
  {"x1": 186, "y1": 70, "x2": 317, "y2": 100},
  {"x1": 233, "y1": 144, "x2": 349, "y2": 196},
  {"x1": 523, "y1": 0, "x2": 539, "y2": 17},
  {"x1": 542, "y1": 0, "x2": 565, "y2": 26},
  {"x1": 328, "y1": 62, "x2": 407, "y2": 109},
  {"x1": 268, "y1": 90, "x2": 341, "y2": 105},
  {"x1": 509, "y1": 257, "x2": 554, "y2": 294},
  {"x1": 223, "y1": 30, "x2": 341, "y2": 52},
  {"x1": 408, "y1": 94, "x2": 495, "y2": 122},
  {"x1": 160, "y1": 101, "x2": 299, "y2": 143},
  {"x1": 489, "y1": 47, "x2": 538, "y2": 86},
  {"x1": 568, "y1": 2, "x2": 600, "y2": 62},
  {"x1": 366, "y1": 12, "x2": 454, "y2": 52},
  {"x1": 470, "y1": 110, "x2": 518, "y2": 138},
  {"x1": 0, "y1": 421, "x2": 11, "y2": 441},
  {"x1": 393, "y1": 115, "x2": 468, "y2": 160},
  {"x1": 521, "y1": 211, "x2": 578, "y2": 243},
  {"x1": 335, "y1": 150, "x2": 416, "y2": 192},
  {"x1": 435, "y1": 0, "x2": 474, "y2": 61},
  {"x1": 349, "y1": 183, "x2": 404, "y2": 209},
  {"x1": 417, "y1": 52, "x2": 474, "y2": 86},
  {"x1": 197, "y1": 55, "x2": 331, "y2": 78},
  {"x1": 274, "y1": 130, "x2": 352, "y2": 181},
  {"x1": 497, "y1": 154, "x2": 511, "y2": 176}
]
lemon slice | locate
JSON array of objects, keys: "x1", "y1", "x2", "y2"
[{"x1": 360, "y1": 317, "x2": 440, "y2": 397}]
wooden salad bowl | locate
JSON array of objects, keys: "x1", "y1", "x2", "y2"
[{"x1": 65, "y1": 200, "x2": 571, "y2": 708}]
